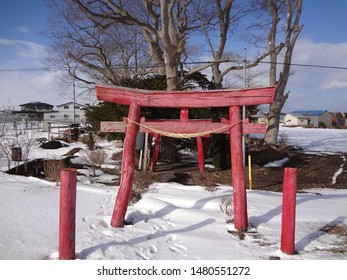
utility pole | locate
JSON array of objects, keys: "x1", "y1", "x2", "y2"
[
  {"x1": 242, "y1": 48, "x2": 247, "y2": 167},
  {"x1": 73, "y1": 82, "x2": 76, "y2": 124}
]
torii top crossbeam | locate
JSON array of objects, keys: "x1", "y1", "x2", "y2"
[{"x1": 96, "y1": 85, "x2": 276, "y2": 108}]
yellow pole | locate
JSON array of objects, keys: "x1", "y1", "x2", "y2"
[{"x1": 248, "y1": 154, "x2": 252, "y2": 190}]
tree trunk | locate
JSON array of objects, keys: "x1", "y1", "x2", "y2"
[
  {"x1": 264, "y1": 0, "x2": 303, "y2": 145},
  {"x1": 164, "y1": 52, "x2": 179, "y2": 90},
  {"x1": 212, "y1": 64, "x2": 223, "y2": 89},
  {"x1": 264, "y1": 93, "x2": 287, "y2": 145}
]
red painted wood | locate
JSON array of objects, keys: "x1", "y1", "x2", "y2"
[
  {"x1": 111, "y1": 102, "x2": 141, "y2": 228},
  {"x1": 96, "y1": 85, "x2": 276, "y2": 108},
  {"x1": 150, "y1": 133, "x2": 161, "y2": 171},
  {"x1": 196, "y1": 136, "x2": 205, "y2": 173},
  {"x1": 100, "y1": 121, "x2": 126, "y2": 133},
  {"x1": 281, "y1": 168, "x2": 297, "y2": 255},
  {"x1": 180, "y1": 108, "x2": 189, "y2": 121},
  {"x1": 229, "y1": 106, "x2": 248, "y2": 231},
  {"x1": 139, "y1": 119, "x2": 225, "y2": 135},
  {"x1": 242, "y1": 118, "x2": 267, "y2": 134},
  {"x1": 59, "y1": 168, "x2": 77, "y2": 260},
  {"x1": 221, "y1": 117, "x2": 267, "y2": 134},
  {"x1": 101, "y1": 117, "x2": 266, "y2": 135}
]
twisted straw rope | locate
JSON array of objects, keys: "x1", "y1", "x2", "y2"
[{"x1": 126, "y1": 118, "x2": 243, "y2": 139}]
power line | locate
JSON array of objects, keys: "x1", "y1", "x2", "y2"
[
  {"x1": 0, "y1": 67, "x2": 60, "y2": 72},
  {"x1": 0, "y1": 60, "x2": 346, "y2": 73},
  {"x1": 257, "y1": 61, "x2": 347, "y2": 70}
]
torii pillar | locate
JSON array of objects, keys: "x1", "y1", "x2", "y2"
[
  {"x1": 96, "y1": 85, "x2": 275, "y2": 231},
  {"x1": 111, "y1": 102, "x2": 141, "y2": 227},
  {"x1": 230, "y1": 106, "x2": 248, "y2": 230}
]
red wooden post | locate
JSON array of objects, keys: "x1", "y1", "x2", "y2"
[
  {"x1": 150, "y1": 133, "x2": 161, "y2": 171},
  {"x1": 229, "y1": 106, "x2": 248, "y2": 231},
  {"x1": 111, "y1": 102, "x2": 141, "y2": 227},
  {"x1": 281, "y1": 167, "x2": 297, "y2": 255},
  {"x1": 59, "y1": 168, "x2": 77, "y2": 260},
  {"x1": 180, "y1": 108, "x2": 189, "y2": 120},
  {"x1": 196, "y1": 136, "x2": 205, "y2": 173},
  {"x1": 180, "y1": 107, "x2": 206, "y2": 172}
]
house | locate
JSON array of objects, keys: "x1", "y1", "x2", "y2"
[
  {"x1": 284, "y1": 113, "x2": 309, "y2": 126},
  {"x1": 250, "y1": 113, "x2": 286, "y2": 125},
  {"x1": 44, "y1": 102, "x2": 86, "y2": 124},
  {"x1": 0, "y1": 110, "x2": 21, "y2": 123},
  {"x1": 286, "y1": 110, "x2": 333, "y2": 128},
  {"x1": 250, "y1": 113, "x2": 268, "y2": 124},
  {"x1": 16, "y1": 102, "x2": 54, "y2": 121}
]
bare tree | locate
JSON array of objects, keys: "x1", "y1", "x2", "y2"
[
  {"x1": 50, "y1": 0, "x2": 213, "y2": 90},
  {"x1": 46, "y1": 0, "x2": 153, "y2": 92},
  {"x1": 262, "y1": 0, "x2": 303, "y2": 145},
  {"x1": 46, "y1": 0, "x2": 302, "y2": 135},
  {"x1": 192, "y1": 0, "x2": 285, "y2": 90}
]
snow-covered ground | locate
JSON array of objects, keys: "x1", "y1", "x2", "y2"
[{"x1": 0, "y1": 126, "x2": 347, "y2": 262}]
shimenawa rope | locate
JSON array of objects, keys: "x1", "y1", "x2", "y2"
[{"x1": 126, "y1": 118, "x2": 243, "y2": 139}]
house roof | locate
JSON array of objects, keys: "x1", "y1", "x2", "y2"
[
  {"x1": 251, "y1": 113, "x2": 268, "y2": 118},
  {"x1": 57, "y1": 102, "x2": 86, "y2": 107},
  {"x1": 19, "y1": 102, "x2": 54, "y2": 108},
  {"x1": 286, "y1": 113, "x2": 309, "y2": 119},
  {"x1": 292, "y1": 110, "x2": 327, "y2": 116}
]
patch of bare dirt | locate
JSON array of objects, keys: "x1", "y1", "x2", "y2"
[
  {"x1": 142, "y1": 146, "x2": 347, "y2": 192},
  {"x1": 248, "y1": 146, "x2": 347, "y2": 192}
]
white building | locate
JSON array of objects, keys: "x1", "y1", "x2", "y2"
[
  {"x1": 44, "y1": 102, "x2": 86, "y2": 124},
  {"x1": 284, "y1": 110, "x2": 333, "y2": 127},
  {"x1": 284, "y1": 113, "x2": 309, "y2": 126}
]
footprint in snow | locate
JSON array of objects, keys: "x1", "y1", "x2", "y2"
[
  {"x1": 168, "y1": 246, "x2": 182, "y2": 254},
  {"x1": 135, "y1": 250, "x2": 150, "y2": 260},
  {"x1": 149, "y1": 245, "x2": 158, "y2": 254},
  {"x1": 99, "y1": 218, "x2": 111, "y2": 228},
  {"x1": 165, "y1": 217, "x2": 175, "y2": 227},
  {"x1": 152, "y1": 225, "x2": 160, "y2": 231},
  {"x1": 167, "y1": 235, "x2": 187, "y2": 255},
  {"x1": 89, "y1": 224, "x2": 96, "y2": 230}
]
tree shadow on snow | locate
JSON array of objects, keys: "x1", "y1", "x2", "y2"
[
  {"x1": 77, "y1": 218, "x2": 215, "y2": 259},
  {"x1": 249, "y1": 192, "x2": 347, "y2": 252},
  {"x1": 249, "y1": 192, "x2": 347, "y2": 228},
  {"x1": 295, "y1": 216, "x2": 347, "y2": 252}
]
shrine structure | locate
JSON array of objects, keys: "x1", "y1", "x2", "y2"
[{"x1": 96, "y1": 85, "x2": 276, "y2": 231}]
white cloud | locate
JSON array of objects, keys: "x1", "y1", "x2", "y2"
[
  {"x1": 29, "y1": 71, "x2": 60, "y2": 93},
  {"x1": 0, "y1": 38, "x2": 47, "y2": 69},
  {"x1": 321, "y1": 80, "x2": 347, "y2": 90},
  {"x1": 15, "y1": 40, "x2": 47, "y2": 60},
  {"x1": 0, "y1": 38, "x2": 46, "y2": 58},
  {"x1": 288, "y1": 39, "x2": 347, "y2": 91},
  {"x1": 280, "y1": 38, "x2": 347, "y2": 112},
  {"x1": 0, "y1": 70, "x2": 67, "y2": 109},
  {"x1": 0, "y1": 38, "x2": 16, "y2": 45},
  {"x1": 15, "y1": 26, "x2": 30, "y2": 34}
]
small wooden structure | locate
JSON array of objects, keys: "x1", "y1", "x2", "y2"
[{"x1": 96, "y1": 85, "x2": 276, "y2": 231}]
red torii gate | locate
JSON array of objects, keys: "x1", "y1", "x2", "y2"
[{"x1": 96, "y1": 85, "x2": 276, "y2": 231}]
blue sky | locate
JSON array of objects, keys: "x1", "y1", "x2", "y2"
[{"x1": 0, "y1": 0, "x2": 347, "y2": 113}]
